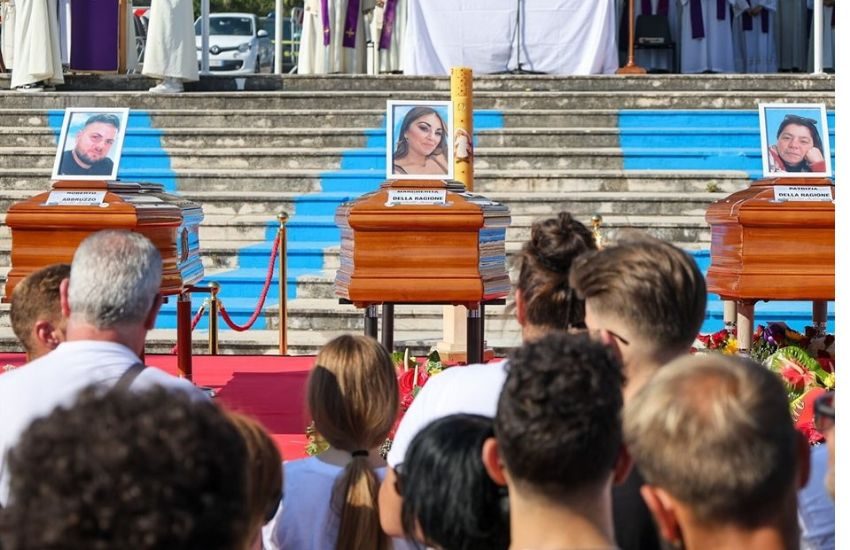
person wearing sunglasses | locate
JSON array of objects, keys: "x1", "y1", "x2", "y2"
[{"x1": 768, "y1": 114, "x2": 827, "y2": 174}]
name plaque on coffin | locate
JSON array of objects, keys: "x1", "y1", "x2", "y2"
[
  {"x1": 705, "y1": 178, "x2": 834, "y2": 302},
  {"x1": 334, "y1": 180, "x2": 511, "y2": 308},
  {"x1": 3, "y1": 180, "x2": 204, "y2": 299}
]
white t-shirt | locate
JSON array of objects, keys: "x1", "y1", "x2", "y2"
[
  {"x1": 262, "y1": 456, "x2": 416, "y2": 550},
  {"x1": 0, "y1": 339, "x2": 203, "y2": 505},
  {"x1": 386, "y1": 360, "x2": 509, "y2": 468}
]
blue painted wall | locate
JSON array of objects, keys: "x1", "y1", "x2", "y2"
[{"x1": 619, "y1": 110, "x2": 836, "y2": 179}]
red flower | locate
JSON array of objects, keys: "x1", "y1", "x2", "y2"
[
  {"x1": 779, "y1": 360, "x2": 814, "y2": 392},
  {"x1": 711, "y1": 329, "x2": 729, "y2": 347},
  {"x1": 397, "y1": 368, "x2": 429, "y2": 397},
  {"x1": 797, "y1": 421, "x2": 825, "y2": 445},
  {"x1": 817, "y1": 356, "x2": 834, "y2": 373}
]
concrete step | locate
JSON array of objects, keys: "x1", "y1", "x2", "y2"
[
  {"x1": 0, "y1": 168, "x2": 752, "y2": 195},
  {"x1": 3, "y1": 124, "x2": 809, "y2": 151},
  {"x1": 0, "y1": 109, "x2": 388, "y2": 129},
  {"x1": 166, "y1": 190, "x2": 720, "y2": 218},
  {"x1": 192, "y1": 212, "x2": 711, "y2": 244},
  {"x1": 0, "y1": 90, "x2": 835, "y2": 111},
  {"x1": 0, "y1": 73, "x2": 835, "y2": 94}
]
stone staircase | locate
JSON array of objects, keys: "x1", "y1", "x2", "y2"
[{"x1": 0, "y1": 74, "x2": 836, "y2": 355}]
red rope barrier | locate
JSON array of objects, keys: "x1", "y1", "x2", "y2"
[
  {"x1": 219, "y1": 232, "x2": 281, "y2": 332},
  {"x1": 170, "y1": 302, "x2": 207, "y2": 355}
]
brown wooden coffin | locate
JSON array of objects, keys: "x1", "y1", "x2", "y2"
[
  {"x1": 335, "y1": 180, "x2": 511, "y2": 308},
  {"x1": 3, "y1": 180, "x2": 204, "y2": 300},
  {"x1": 705, "y1": 178, "x2": 834, "y2": 301}
]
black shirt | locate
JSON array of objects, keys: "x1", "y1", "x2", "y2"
[
  {"x1": 613, "y1": 468, "x2": 663, "y2": 550},
  {"x1": 58, "y1": 150, "x2": 114, "y2": 176}
]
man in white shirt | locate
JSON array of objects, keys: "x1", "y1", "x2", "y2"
[{"x1": 0, "y1": 230, "x2": 201, "y2": 505}]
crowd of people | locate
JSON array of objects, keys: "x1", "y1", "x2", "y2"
[
  {"x1": 0, "y1": 0, "x2": 836, "y2": 88},
  {"x1": 0, "y1": 217, "x2": 837, "y2": 549}
]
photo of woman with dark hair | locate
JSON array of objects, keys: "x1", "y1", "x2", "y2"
[
  {"x1": 760, "y1": 104, "x2": 832, "y2": 177},
  {"x1": 389, "y1": 103, "x2": 452, "y2": 177},
  {"x1": 768, "y1": 114, "x2": 826, "y2": 173}
]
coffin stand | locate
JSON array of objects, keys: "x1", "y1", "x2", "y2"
[
  {"x1": 335, "y1": 180, "x2": 511, "y2": 363},
  {"x1": 4, "y1": 180, "x2": 204, "y2": 378},
  {"x1": 705, "y1": 178, "x2": 834, "y2": 349}
]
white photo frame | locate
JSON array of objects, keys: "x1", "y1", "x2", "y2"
[
  {"x1": 51, "y1": 107, "x2": 129, "y2": 181},
  {"x1": 386, "y1": 100, "x2": 454, "y2": 181},
  {"x1": 758, "y1": 103, "x2": 832, "y2": 178}
]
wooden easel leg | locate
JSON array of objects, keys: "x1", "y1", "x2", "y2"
[
  {"x1": 736, "y1": 300, "x2": 755, "y2": 353},
  {"x1": 466, "y1": 305, "x2": 482, "y2": 365},
  {"x1": 813, "y1": 300, "x2": 828, "y2": 336},
  {"x1": 364, "y1": 304, "x2": 378, "y2": 340},
  {"x1": 177, "y1": 291, "x2": 193, "y2": 380},
  {"x1": 381, "y1": 303, "x2": 394, "y2": 352}
]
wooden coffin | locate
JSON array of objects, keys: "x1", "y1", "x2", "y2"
[
  {"x1": 3, "y1": 180, "x2": 204, "y2": 299},
  {"x1": 335, "y1": 180, "x2": 511, "y2": 308},
  {"x1": 705, "y1": 178, "x2": 834, "y2": 301}
]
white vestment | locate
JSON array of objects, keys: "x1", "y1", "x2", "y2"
[
  {"x1": 10, "y1": 0, "x2": 63, "y2": 87},
  {"x1": 732, "y1": 0, "x2": 777, "y2": 73},
  {"x1": 1, "y1": 0, "x2": 16, "y2": 68},
  {"x1": 298, "y1": 0, "x2": 375, "y2": 74},
  {"x1": 678, "y1": 0, "x2": 737, "y2": 72},
  {"x1": 374, "y1": 0, "x2": 406, "y2": 72},
  {"x1": 57, "y1": 0, "x2": 68, "y2": 64},
  {"x1": 776, "y1": 0, "x2": 807, "y2": 71},
  {"x1": 807, "y1": 0, "x2": 834, "y2": 71},
  {"x1": 634, "y1": 0, "x2": 680, "y2": 72},
  {"x1": 142, "y1": 0, "x2": 198, "y2": 81}
]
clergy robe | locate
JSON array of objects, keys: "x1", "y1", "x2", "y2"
[
  {"x1": 806, "y1": 0, "x2": 834, "y2": 71},
  {"x1": 776, "y1": 0, "x2": 807, "y2": 71},
  {"x1": 142, "y1": 0, "x2": 198, "y2": 82},
  {"x1": 369, "y1": 0, "x2": 408, "y2": 73},
  {"x1": 1, "y1": 0, "x2": 16, "y2": 69},
  {"x1": 10, "y1": 0, "x2": 63, "y2": 87},
  {"x1": 678, "y1": 0, "x2": 737, "y2": 73},
  {"x1": 298, "y1": 0, "x2": 375, "y2": 74},
  {"x1": 732, "y1": 0, "x2": 778, "y2": 73}
]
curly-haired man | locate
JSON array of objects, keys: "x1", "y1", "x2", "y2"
[
  {"x1": 0, "y1": 386, "x2": 250, "y2": 550},
  {"x1": 482, "y1": 332, "x2": 630, "y2": 549}
]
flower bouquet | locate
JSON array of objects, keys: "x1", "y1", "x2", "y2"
[{"x1": 693, "y1": 323, "x2": 835, "y2": 444}]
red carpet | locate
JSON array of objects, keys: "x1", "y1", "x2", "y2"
[{"x1": 0, "y1": 353, "x2": 315, "y2": 460}]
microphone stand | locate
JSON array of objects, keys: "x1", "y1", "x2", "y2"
[{"x1": 495, "y1": 0, "x2": 546, "y2": 74}]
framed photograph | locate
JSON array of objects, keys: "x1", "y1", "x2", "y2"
[
  {"x1": 758, "y1": 103, "x2": 832, "y2": 178},
  {"x1": 51, "y1": 107, "x2": 129, "y2": 181},
  {"x1": 386, "y1": 100, "x2": 453, "y2": 181}
]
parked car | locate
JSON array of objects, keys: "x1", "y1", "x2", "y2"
[
  {"x1": 260, "y1": 8, "x2": 303, "y2": 72},
  {"x1": 195, "y1": 13, "x2": 272, "y2": 74}
]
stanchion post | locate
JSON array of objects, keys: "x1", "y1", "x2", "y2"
[
  {"x1": 616, "y1": 0, "x2": 647, "y2": 75},
  {"x1": 278, "y1": 212, "x2": 289, "y2": 355},
  {"x1": 207, "y1": 281, "x2": 220, "y2": 355},
  {"x1": 176, "y1": 290, "x2": 193, "y2": 380}
]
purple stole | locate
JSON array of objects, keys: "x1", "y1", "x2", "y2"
[
  {"x1": 321, "y1": 0, "x2": 331, "y2": 45},
  {"x1": 320, "y1": 0, "x2": 362, "y2": 49},
  {"x1": 640, "y1": 0, "x2": 670, "y2": 16},
  {"x1": 379, "y1": 0, "x2": 399, "y2": 50},
  {"x1": 741, "y1": 1, "x2": 769, "y2": 33},
  {"x1": 689, "y1": 0, "x2": 727, "y2": 39},
  {"x1": 342, "y1": 0, "x2": 361, "y2": 48},
  {"x1": 69, "y1": 0, "x2": 120, "y2": 71}
]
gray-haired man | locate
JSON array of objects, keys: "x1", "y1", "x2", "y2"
[{"x1": 0, "y1": 230, "x2": 200, "y2": 505}]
